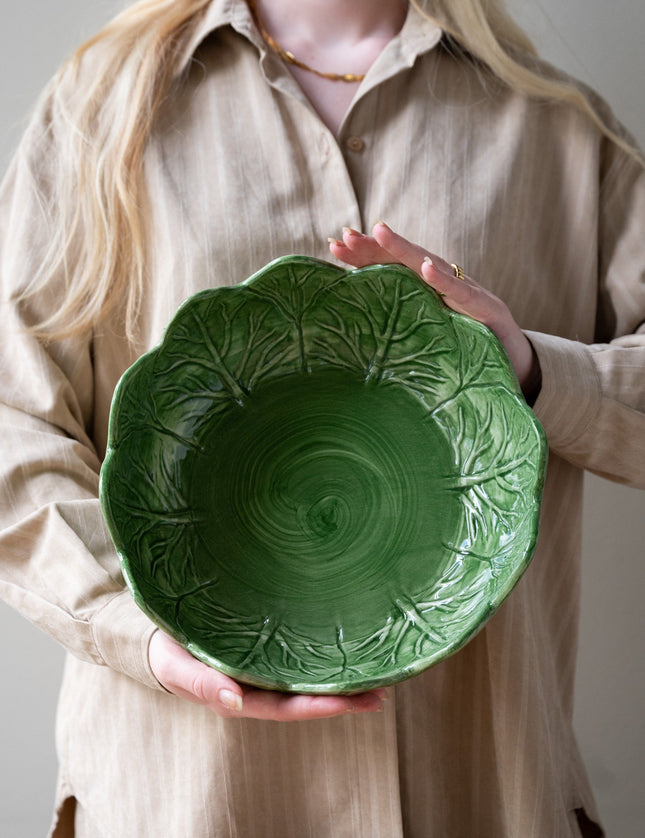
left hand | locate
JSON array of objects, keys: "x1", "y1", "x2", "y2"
[
  {"x1": 329, "y1": 222, "x2": 541, "y2": 401},
  {"x1": 149, "y1": 629, "x2": 385, "y2": 721}
]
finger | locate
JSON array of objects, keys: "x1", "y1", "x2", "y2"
[
  {"x1": 371, "y1": 221, "x2": 439, "y2": 274},
  {"x1": 342, "y1": 226, "x2": 395, "y2": 262},
  {"x1": 328, "y1": 237, "x2": 376, "y2": 268},
  {"x1": 372, "y1": 221, "x2": 467, "y2": 288},
  {"x1": 328, "y1": 227, "x2": 397, "y2": 268},
  {"x1": 420, "y1": 256, "x2": 475, "y2": 306},
  {"x1": 238, "y1": 688, "x2": 383, "y2": 722}
]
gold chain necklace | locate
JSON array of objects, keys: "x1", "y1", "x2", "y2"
[{"x1": 246, "y1": 0, "x2": 366, "y2": 83}]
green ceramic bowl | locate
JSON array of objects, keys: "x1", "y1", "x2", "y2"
[{"x1": 100, "y1": 256, "x2": 547, "y2": 693}]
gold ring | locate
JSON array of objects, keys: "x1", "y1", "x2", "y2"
[{"x1": 450, "y1": 263, "x2": 466, "y2": 281}]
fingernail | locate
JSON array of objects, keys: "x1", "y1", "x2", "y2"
[
  {"x1": 342, "y1": 226, "x2": 361, "y2": 236},
  {"x1": 374, "y1": 220, "x2": 389, "y2": 229},
  {"x1": 328, "y1": 237, "x2": 342, "y2": 245},
  {"x1": 218, "y1": 689, "x2": 243, "y2": 712},
  {"x1": 423, "y1": 256, "x2": 433, "y2": 267}
]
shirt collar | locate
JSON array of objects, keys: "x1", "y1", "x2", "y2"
[
  {"x1": 175, "y1": 0, "x2": 252, "y2": 77},
  {"x1": 175, "y1": 0, "x2": 444, "y2": 79}
]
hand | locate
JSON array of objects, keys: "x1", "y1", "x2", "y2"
[
  {"x1": 148, "y1": 629, "x2": 385, "y2": 721},
  {"x1": 329, "y1": 222, "x2": 541, "y2": 401}
]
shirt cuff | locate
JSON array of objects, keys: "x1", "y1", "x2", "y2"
[
  {"x1": 90, "y1": 589, "x2": 165, "y2": 691},
  {"x1": 525, "y1": 330, "x2": 602, "y2": 451}
]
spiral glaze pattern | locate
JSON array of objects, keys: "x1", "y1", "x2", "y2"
[{"x1": 192, "y1": 370, "x2": 457, "y2": 634}]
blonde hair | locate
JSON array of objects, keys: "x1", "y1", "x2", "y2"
[
  {"x1": 17, "y1": 0, "x2": 641, "y2": 340},
  {"x1": 19, "y1": 0, "x2": 213, "y2": 340}
]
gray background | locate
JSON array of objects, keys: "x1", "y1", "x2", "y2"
[{"x1": 0, "y1": 1, "x2": 644, "y2": 835}]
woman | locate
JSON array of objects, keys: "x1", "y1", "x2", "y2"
[{"x1": 0, "y1": 0, "x2": 643, "y2": 835}]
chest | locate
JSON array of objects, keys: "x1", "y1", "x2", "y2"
[
  {"x1": 142, "y1": 38, "x2": 601, "y2": 346},
  {"x1": 285, "y1": 68, "x2": 361, "y2": 137}
]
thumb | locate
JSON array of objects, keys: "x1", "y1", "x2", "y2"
[{"x1": 148, "y1": 629, "x2": 244, "y2": 715}]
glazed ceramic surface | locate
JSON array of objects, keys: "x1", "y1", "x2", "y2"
[{"x1": 100, "y1": 257, "x2": 547, "y2": 693}]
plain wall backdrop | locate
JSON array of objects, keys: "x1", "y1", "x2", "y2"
[{"x1": 1, "y1": 1, "x2": 644, "y2": 835}]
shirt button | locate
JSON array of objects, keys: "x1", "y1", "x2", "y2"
[{"x1": 345, "y1": 136, "x2": 365, "y2": 153}]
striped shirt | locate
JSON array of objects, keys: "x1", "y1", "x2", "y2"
[{"x1": 0, "y1": 1, "x2": 644, "y2": 835}]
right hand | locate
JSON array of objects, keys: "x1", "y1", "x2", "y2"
[
  {"x1": 329, "y1": 223, "x2": 541, "y2": 400},
  {"x1": 148, "y1": 629, "x2": 385, "y2": 721}
]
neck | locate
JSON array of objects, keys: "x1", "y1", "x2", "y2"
[
  {"x1": 252, "y1": 0, "x2": 409, "y2": 50},
  {"x1": 248, "y1": 0, "x2": 409, "y2": 135}
]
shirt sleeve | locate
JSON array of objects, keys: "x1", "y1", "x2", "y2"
[
  {"x1": 0, "y1": 86, "x2": 163, "y2": 690},
  {"x1": 527, "y1": 121, "x2": 645, "y2": 488}
]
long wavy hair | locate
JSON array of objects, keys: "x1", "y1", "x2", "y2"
[{"x1": 15, "y1": 0, "x2": 640, "y2": 340}]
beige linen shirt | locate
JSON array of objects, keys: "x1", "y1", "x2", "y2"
[{"x1": 1, "y1": 2, "x2": 644, "y2": 836}]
